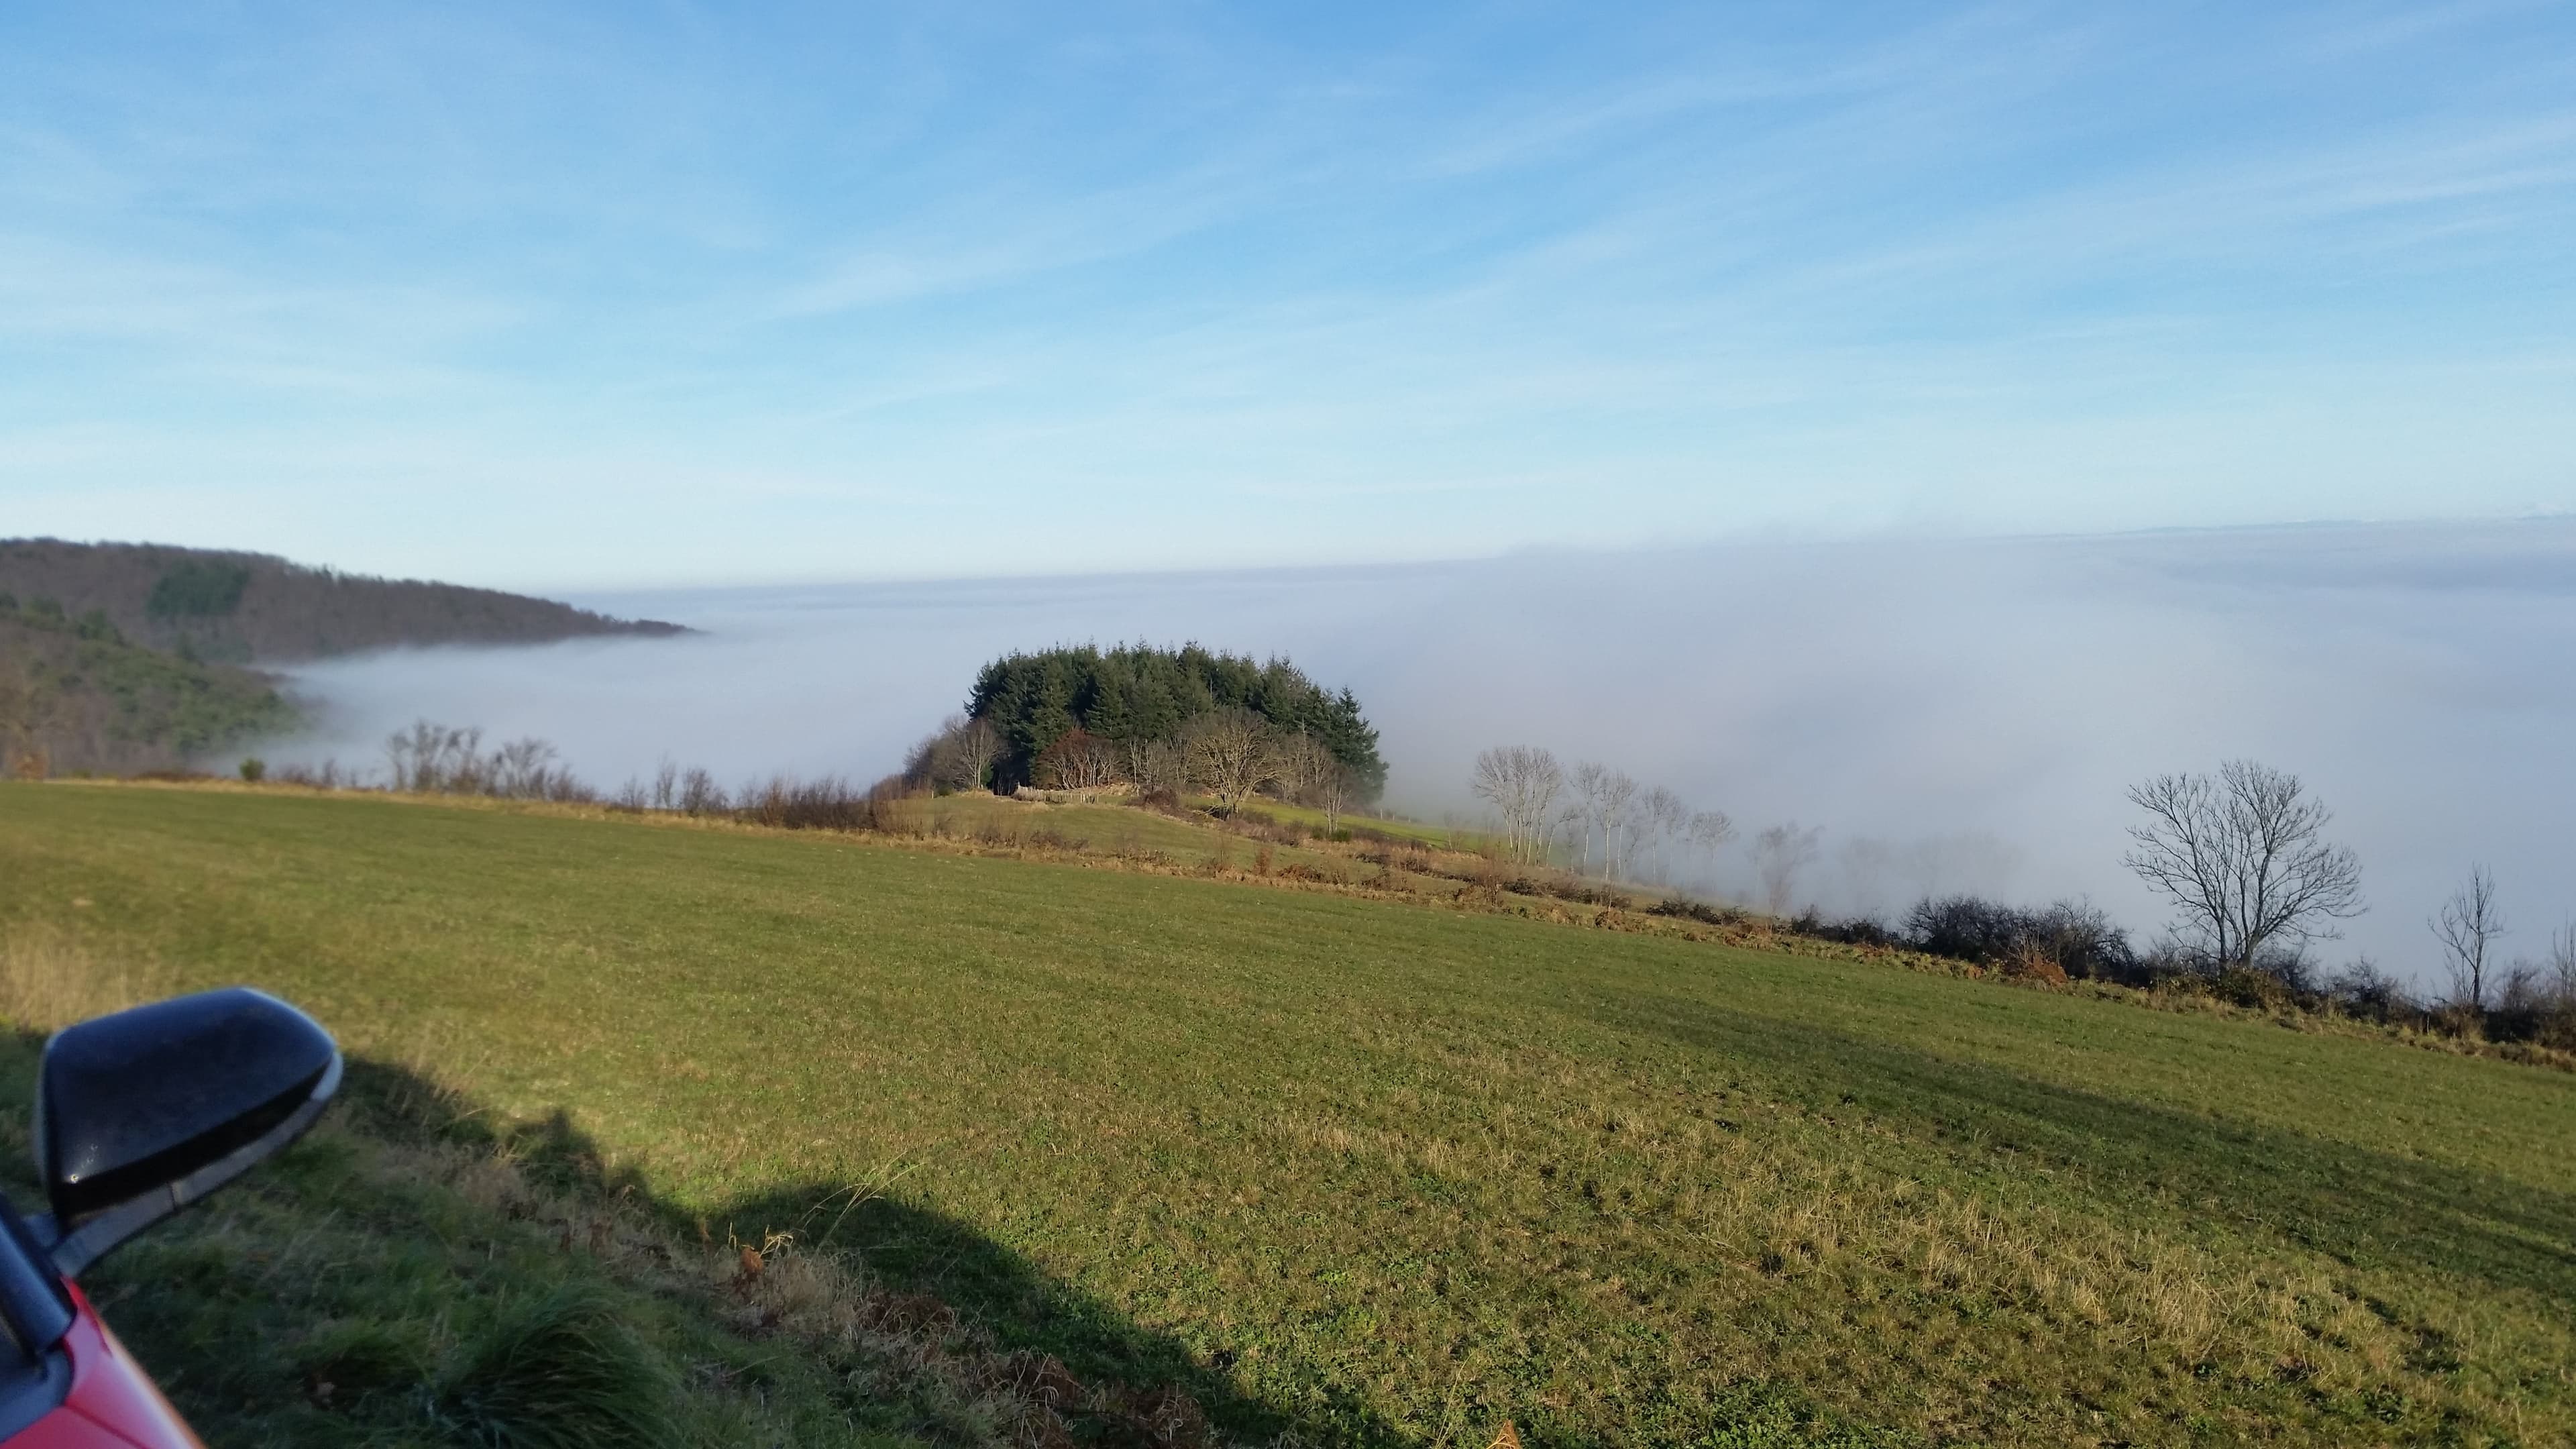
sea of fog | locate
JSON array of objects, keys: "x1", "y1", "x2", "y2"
[{"x1": 248, "y1": 519, "x2": 2576, "y2": 987}]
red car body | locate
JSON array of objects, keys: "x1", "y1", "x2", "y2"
[{"x1": 6, "y1": 1285, "x2": 202, "y2": 1449}]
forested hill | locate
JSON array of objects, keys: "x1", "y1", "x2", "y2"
[{"x1": 0, "y1": 539, "x2": 688, "y2": 664}]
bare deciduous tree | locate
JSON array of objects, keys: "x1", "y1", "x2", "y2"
[
  {"x1": 678, "y1": 766, "x2": 725, "y2": 816},
  {"x1": 1183, "y1": 706, "x2": 1284, "y2": 816},
  {"x1": 1311, "y1": 762, "x2": 1360, "y2": 839},
  {"x1": 1640, "y1": 786, "x2": 1688, "y2": 883},
  {"x1": 1597, "y1": 770, "x2": 1641, "y2": 881},
  {"x1": 490, "y1": 737, "x2": 559, "y2": 798},
  {"x1": 1686, "y1": 809, "x2": 1736, "y2": 883},
  {"x1": 1035, "y1": 728, "x2": 1121, "y2": 799},
  {"x1": 2122, "y1": 760, "x2": 2364, "y2": 972},
  {"x1": 1564, "y1": 763, "x2": 1611, "y2": 873},
  {"x1": 1471, "y1": 746, "x2": 1565, "y2": 865},
  {"x1": 2553, "y1": 920, "x2": 2576, "y2": 1006},
  {"x1": 946, "y1": 716, "x2": 1002, "y2": 793},
  {"x1": 653, "y1": 756, "x2": 680, "y2": 810},
  {"x1": 2432, "y1": 864, "x2": 2506, "y2": 1010},
  {"x1": 1754, "y1": 822, "x2": 1823, "y2": 916},
  {"x1": 1276, "y1": 733, "x2": 1336, "y2": 802},
  {"x1": 1126, "y1": 737, "x2": 1189, "y2": 796}
]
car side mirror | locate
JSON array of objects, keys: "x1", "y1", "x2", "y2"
[{"x1": 32, "y1": 988, "x2": 341, "y2": 1276}]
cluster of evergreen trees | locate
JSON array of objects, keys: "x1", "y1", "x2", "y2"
[{"x1": 963, "y1": 643, "x2": 1385, "y2": 797}]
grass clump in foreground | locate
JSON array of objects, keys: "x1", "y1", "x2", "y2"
[{"x1": 3, "y1": 784, "x2": 2575, "y2": 1446}]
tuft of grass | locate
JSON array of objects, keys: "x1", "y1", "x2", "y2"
[{"x1": 431, "y1": 1285, "x2": 680, "y2": 1449}]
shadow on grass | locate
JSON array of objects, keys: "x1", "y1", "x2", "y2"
[
  {"x1": 1582, "y1": 988, "x2": 2576, "y2": 1305},
  {"x1": 0, "y1": 1021, "x2": 1902, "y2": 1449},
  {"x1": 333, "y1": 1056, "x2": 1360, "y2": 1448},
  {"x1": 0, "y1": 1030, "x2": 1376, "y2": 1448}
]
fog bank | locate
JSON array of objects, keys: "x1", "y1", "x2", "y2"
[{"x1": 254, "y1": 519, "x2": 2576, "y2": 985}]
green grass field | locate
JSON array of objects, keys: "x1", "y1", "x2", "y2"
[{"x1": 3, "y1": 783, "x2": 2573, "y2": 1447}]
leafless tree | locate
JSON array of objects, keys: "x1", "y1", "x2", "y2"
[
  {"x1": 1754, "y1": 822, "x2": 1823, "y2": 916},
  {"x1": 1640, "y1": 786, "x2": 1688, "y2": 883},
  {"x1": 678, "y1": 766, "x2": 725, "y2": 816},
  {"x1": 490, "y1": 737, "x2": 559, "y2": 798},
  {"x1": 1275, "y1": 733, "x2": 1335, "y2": 802},
  {"x1": 1597, "y1": 769, "x2": 1642, "y2": 881},
  {"x1": 1471, "y1": 746, "x2": 1565, "y2": 864},
  {"x1": 2432, "y1": 864, "x2": 2506, "y2": 1010},
  {"x1": 1564, "y1": 763, "x2": 1611, "y2": 873},
  {"x1": 946, "y1": 716, "x2": 1002, "y2": 793},
  {"x1": 653, "y1": 756, "x2": 680, "y2": 810},
  {"x1": 1311, "y1": 761, "x2": 1360, "y2": 839},
  {"x1": 2552, "y1": 920, "x2": 2576, "y2": 1006},
  {"x1": 1183, "y1": 706, "x2": 1284, "y2": 816},
  {"x1": 2122, "y1": 760, "x2": 2364, "y2": 971},
  {"x1": 1126, "y1": 737, "x2": 1189, "y2": 796},
  {"x1": 1686, "y1": 809, "x2": 1736, "y2": 883},
  {"x1": 1035, "y1": 728, "x2": 1121, "y2": 799}
]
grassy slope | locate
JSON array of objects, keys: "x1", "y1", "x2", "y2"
[{"x1": 3, "y1": 784, "x2": 2573, "y2": 1446}]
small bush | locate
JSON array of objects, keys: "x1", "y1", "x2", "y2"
[
  {"x1": 237, "y1": 757, "x2": 266, "y2": 783},
  {"x1": 1795, "y1": 910, "x2": 1900, "y2": 949},
  {"x1": 1650, "y1": 897, "x2": 1746, "y2": 928}
]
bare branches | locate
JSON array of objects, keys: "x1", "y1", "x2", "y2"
[
  {"x1": 1471, "y1": 746, "x2": 1565, "y2": 865},
  {"x1": 1754, "y1": 822, "x2": 1823, "y2": 917},
  {"x1": 1183, "y1": 706, "x2": 1285, "y2": 816},
  {"x1": 1641, "y1": 786, "x2": 1688, "y2": 883},
  {"x1": 1033, "y1": 727, "x2": 1120, "y2": 800},
  {"x1": 1595, "y1": 771, "x2": 1641, "y2": 881},
  {"x1": 379, "y1": 720, "x2": 588, "y2": 801},
  {"x1": 2122, "y1": 760, "x2": 2363, "y2": 971},
  {"x1": 1309, "y1": 761, "x2": 1361, "y2": 839},
  {"x1": 2432, "y1": 865, "x2": 2506, "y2": 1009},
  {"x1": 1686, "y1": 810, "x2": 1735, "y2": 883},
  {"x1": 947, "y1": 717, "x2": 1002, "y2": 794}
]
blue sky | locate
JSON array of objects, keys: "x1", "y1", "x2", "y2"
[{"x1": 3, "y1": 1, "x2": 2571, "y2": 588}]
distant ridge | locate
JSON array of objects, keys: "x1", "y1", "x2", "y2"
[{"x1": 0, "y1": 539, "x2": 690, "y2": 664}]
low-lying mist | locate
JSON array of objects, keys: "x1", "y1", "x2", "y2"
[{"x1": 252, "y1": 519, "x2": 2576, "y2": 986}]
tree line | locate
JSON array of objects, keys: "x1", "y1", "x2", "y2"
[{"x1": 1472, "y1": 746, "x2": 2576, "y2": 1045}]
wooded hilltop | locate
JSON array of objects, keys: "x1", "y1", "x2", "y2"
[
  {"x1": 0, "y1": 539, "x2": 686, "y2": 665},
  {"x1": 0, "y1": 539, "x2": 687, "y2": 775},
  {"x1": 910, "y1": 643, "x2": 1385, "y2": 812}
]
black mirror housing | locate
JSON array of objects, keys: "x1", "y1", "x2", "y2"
[{"x1": 34, "y1": 988, "x2": 341, "y2": 1275}]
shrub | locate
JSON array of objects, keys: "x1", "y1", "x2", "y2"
[
  {"x1": 1648, "y1": 897, "x2": 1743, "y2": 927},
  {"x1": 1794, "y1": 910, "x2": 1900, "y2": 949},
  {"x1": 237, "y1": 757, "x2": 266, "y2": 783},
  {"x1": 1903, "y1": 896, "x2": 2138, "y2": 983}
]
